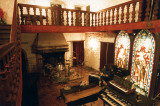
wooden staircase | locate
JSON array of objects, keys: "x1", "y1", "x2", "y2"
[{"x1": 0, "y1": 25, "x2": 11, "y2": 45}]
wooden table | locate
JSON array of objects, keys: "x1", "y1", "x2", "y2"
[{"x1": 60, "y1": 84, "x2": 102, "y2": 106}]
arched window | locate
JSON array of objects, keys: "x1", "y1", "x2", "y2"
[
  {"x1": 114, "y1": 31, "x2": 130, "y2": 70},
  {"x1": 131, "y1": 29, "x2": 155, "y2": 95}
]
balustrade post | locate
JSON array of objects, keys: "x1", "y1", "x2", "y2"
[
  {"x1": 26, "y1": 7, "x2": 31, "y2": 25},
  {"x1": 101, "y1": 12, "x2": 103, "y2": 26},
  {"x1": 138, "y1": 0, "x2": 143, "y2": 22},
  {"x1": 87, "y1": 12, "x2": 90, "y2": 26},
  {"x1": 131, "y1": 2, "x2": 136, "y2": 23},
  {"x1": 19, "y1": 5, "x2": 24, "y2": 25},
  {"x1": 39, "y1": 8, "x2": 43, "y2": 25},
  {"x1": 71, "y1": 11, "x2": 73, "y2": 26},
  {"x1": 80, "y1": 11, "x2": 82, "y2": 26},
  {"x1": 66, "y1": 10, "x2": 69, "y2": 26},
  {"x1": 116, "y1": 7, "x2": 119, "y2": 24},
  {"x1": 84, "y1": 12, "x2": 86, "y2": 26},
  {"x1": 108, "y1": 9, "x2": 110, "y2": 25},
  {"x1": 57, "y1": 8, "x2": 60, "y2": 25},
  {"x1": 95, "y1": 13, "x2": 97, "y2": 26},
  {"x1": 91, "y1": 13, "x2": 94, "y2": 27},
  {"x1": 126, "y1": 4, "x2": 130, "y2": 23},
  {"x1": 51, "y1": 8, "x2": 54, "y2": 25},
  {"x1": 104, "y1": 11, "x2": 106, "y2": 26},
  {"x1": 61, "y1": 10, "x2": 64, "y2": 26},
  {"x1": 152, "y1": 0, "x2": 159, "y2": 20},
  {"x1": 121, "y1": 6, "x2": 124, "y2": 24},
  {"x1": 145, "y1": 0, "x2": 151, "y2": 21},
  {"x1": 33, "y1": 7, "x2": 37, "y2": 25},
  {"x1": 45, "y1": 9, "x2": 49, "y2": 25},
  {"x1": 112, "y1": 8, "x2": 115, "y2": 25},
  {"x1": 76, "y1": 11, "x2": 78, "y2": 26},
  {"x1": 98, "y1": 12, "x2": 100, "y2": 26}
]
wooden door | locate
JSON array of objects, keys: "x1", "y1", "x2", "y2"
[
  {"x1": 73, "y1": 41, "x2": 84, "y2": 66},
  {"x1": 100, "y1": 42, "x2": 115, "y2": 69}
]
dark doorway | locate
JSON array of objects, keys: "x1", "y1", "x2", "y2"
[
  {"x1": 73, "y1": 41, "x2": 84, "y2": 66},
  {"x1": 100, "y1": 42, "x2": 115, "y2": 69}
]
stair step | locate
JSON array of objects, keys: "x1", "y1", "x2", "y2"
[
  {"x1": 0, "y1": 25, "x2": 11, "y2": 30},
  {"x1": 0, "y1": 39, "x2": 10, "y2": 45},
  {"x1": 0, "y1": 30, "x2": 11, "y2": 34},
  {"x1": 0, "y1": 34, "x2": 10, "y2": 39}
]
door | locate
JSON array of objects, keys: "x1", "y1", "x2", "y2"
[
  {"x1": 100, "y1": 42, "x2": 115, "y2": 69},
  {"x1": 73, "y1": 41, "x2": 84, "y2": 66}
]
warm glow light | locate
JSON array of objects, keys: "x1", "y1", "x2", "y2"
[{"x1": 88, "y1": 38, "x2": 98, "y2": 51}]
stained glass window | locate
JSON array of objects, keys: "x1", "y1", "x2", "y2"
[
  {"x1": 114, "y1": 31, "x2": 130, "y2": 70},
  {"x1": 131, "y1": 29, "x2": 155, "y2": 95}
]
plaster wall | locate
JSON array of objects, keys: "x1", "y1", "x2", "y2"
[{"x1": 84, "y1": 32, "x2": 116, "y2": 71}]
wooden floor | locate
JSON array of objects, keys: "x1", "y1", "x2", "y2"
[{"x1": 37, "y1": 66, "x2": 104, "y2": 106}]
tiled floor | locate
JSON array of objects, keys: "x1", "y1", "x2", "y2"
[{"x1": 37, "y1": 66, "x2": 104, "y2": 106}]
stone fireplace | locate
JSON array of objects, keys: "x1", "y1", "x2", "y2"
[{"x1": 32, "y1": 33, "x2": 68, "y2": 68}]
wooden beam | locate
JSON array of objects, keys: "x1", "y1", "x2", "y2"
[{"x1": 21, "y1": 20, "x2": 160, "y2": 33}]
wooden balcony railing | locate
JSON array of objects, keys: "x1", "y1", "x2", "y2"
[
  {"x1": 0, "y1": 0, "x2": 22, "y2": 106},
  {"x1": 18, "y1": 0, "x2": 159, "y2": 27}
]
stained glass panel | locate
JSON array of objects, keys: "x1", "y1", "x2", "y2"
[
  {"x1": 131, "y1": 29, "x2": 155, "y2": 96},
  {"x1": 114, "y1": 31, "x2": 130, "y2": 70}
]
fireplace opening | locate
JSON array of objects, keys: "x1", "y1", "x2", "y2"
[{"x1": 42, "y1": 52, "x2": 65, "y2": 67}]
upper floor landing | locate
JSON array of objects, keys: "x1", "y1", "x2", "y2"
[{"x1": 18, "y1": 0, "x2": 160, "y2": 33}]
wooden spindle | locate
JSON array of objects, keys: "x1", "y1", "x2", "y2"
[
  {"x1": 45, "y1": 9, "x2": 49, "y2": 25},
  {"x1": 138, "y1": 0, "x2": 143, "y2": 22},
  {"x1": 84, "y1": 12, "x2": 86, "y2": 26},
  {"x1": 152, "y1": 0, "x2": 159, "y2": 20},
  {"x1": 126, "y1": 4, "x2": 130, "y2": 23},
  {"x1": 91, "y1": 13, "x2": 94, "y2": 27},
  {"x1": 112, "y1": 8, "x2": 115, "y2": 25},
  {"x1": 101, "y1": 12, "x2": 103, "y2": 26},
  {"x1": 103, "y1": 11, "x2": 105, "y2": 26},
  {"x1": 80, "y1": 11, "x2": 82, "y2": 26},
  {"x1": 98, "y1": 12, "x2": 100, "y2": 26},
  {"x1": 51, "y1": 8, "x2": 54, "y2": 25},
  {"x1": 131, "y1": 2, "x2": 136, "y2": 23},
  {"x1": 87, "y1": 12, "x2": 90, "y2": 26},
  {"x1": 26, "y1": 7, "x2": 31, "y2": 25},
  {"x1": 145, "y1": 0, "x2": 151, "y2": 21},
  {"x1": 33, "y1": 7, "x2": 37, "y2": 25},
  {"x1": 57, "y1": 8, "x2": 60, "y2": 25},
  {"x1": 95, "y1": 13, "x2": 97, "y2": 26},
  {"x1": 108, "y1": 9, "x2": 110, "y2": 25},
  {"x1": 66, "y1": 10, "x2": 69, "y2": 26},
  {"x1": 61, "y1": 10, "x2": 64, "y2": 26},
  {"x1": 19, "y1": 5, "x2": 24, "y2": 25},
  {"x1": 39, "y1": 8, "x2": 43, "y2": 25},
  {"x1": 71, "y1": 11, "x2": 73, "y2": 26},
  {"x1": 116, "y1": 7, "x2": 119, "y2": 24},
  {"x1": 121, "y1": 6, "x2": 124, "y2": 24}
]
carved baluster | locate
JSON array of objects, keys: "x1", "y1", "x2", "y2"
[
  {"x1": 137, "y1": 0, "x2": 143, "y2": 22},
  {"x1": 132, "y1": 2, "x2": 136, "y2": 23},
  {"x1": 80, "y1": 11, "x2": 82, "y2": 26},
  {"x1": 88, "y1": 12, "x2": 90, "y2": 26},
  {"x1": 26, "y1": 7, "x2": 31, "y2": 25},
  {"x1": 71, "y1": 11, "x2": 73, "y2": 26},
  {"x1": 51, "y1": 8, "x2": 54, "y2": 25},
  {"x1": 91, "y1": 13, "x2": 93, "y2": 27},
  {"x1": 121, "y1": 6, "x2": 124, "y2": 24},
  {"x1": 98, "y1": 12, "x2": 100, "y2": 26},
  {"x1": 112, "y1": 8, "x2": 115, "y2": 25},
  {"x1": 39, "y1": 8, "x2": 43, "y2": 25},
  {"x1": 100, "y1": 12, "x2": 103, "y2": 26},
  {"x1": 116, "y1": 7, "x2": 119, "y2": 24},
  {"x1": 104, "y1": 11, "x2": 106, "y2": 26},
  {"x1": 19, "y1": 5, "x2": 24, "y2": 25},
  {"x1": 84, "y1": 12, "x2": 86, "y2": 26},
  {"x1": 126, "y1": 4, "x2": 130, "y2": 23},
  {"x1": 152, "y1": 0, "x2": 159, "y2": 20},
  {"x1": 95, "y1": 13, "x2": 97, "y2": 26},
  {"x1": 61, "y1": 9, "x2": 64, "y2": 26},
  {"x1": 66, "y1": 10, "x2": 69, "y2": 26},
  {"x1": 56, "y1": 8, "x2": 60, "y2": 25},
  {"x1": 33, "y1": 7, "x2": 37, "y2": 25},
  {"x1": 45, "y1": 8, "x2": 49, "y2": 25},
  {"x1": 145, "y1": 0, "x2": 151, "y2": 21},
  {"x1": 108, "y1": 9, "x2": 110, "y2": 25}
]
